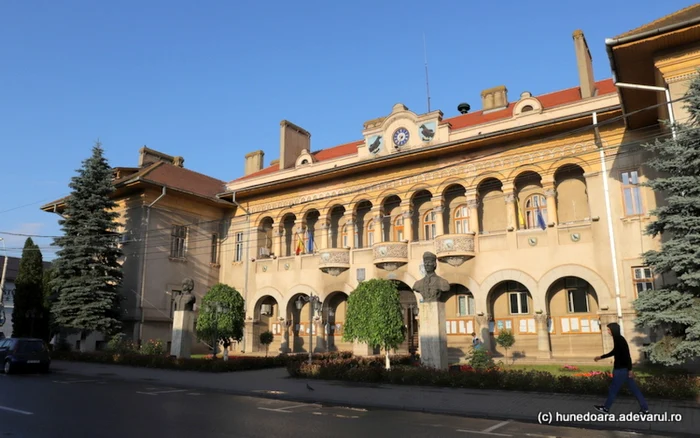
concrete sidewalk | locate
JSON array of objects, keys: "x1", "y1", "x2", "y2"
[{"x1": 50, "y1": 360, "x2": 698, "y2": 436}]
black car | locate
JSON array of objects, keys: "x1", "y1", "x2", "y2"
[{"x1": 0, "y1": 338, "x2": 51, "y2": 374}]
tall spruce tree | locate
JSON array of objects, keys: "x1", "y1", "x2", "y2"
[
  {"x1": 50, "y1": 141, "x2": 123, "y2": 344},
  {"x1": 634, "y1": 74, "x2": 700, "y2": 366},
  {"x1": 12, "y1": 238, "x2": 47, "y2": 339}
]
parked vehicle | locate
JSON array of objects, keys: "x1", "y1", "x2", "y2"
[{"x1": 0, "y1": 338, "x2": 51, "y2": 374}]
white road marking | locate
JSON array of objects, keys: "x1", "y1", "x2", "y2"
[
  {"x1": 482, "y1": 420, "x2": 512, "y2": 433},
  {"x1": 456, "y1": 430, "x2": 511, "y2": 437},
  {"x1": 0, "y1": 405, "x2": 33, "y2": 415},
  {"x1": 333, "y1": 414, "x2": 359, "y2": 419},
  {"x1": 136, "y1": 389, "x2": 187, "y2": 395},
  {"x1": 337, "y1": 406, "x2": 367, "y2": 412},
  {"x1": 525, "y1": 434, "x2": 557, "y2": 438},
  {"x1": 257, "y1": 408, "x2": 293, "y2": 413},
  {"x1": 251, "y1": 389, "x2": 286, "y2": 395}
]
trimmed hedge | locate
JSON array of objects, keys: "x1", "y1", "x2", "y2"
[
  {"x1": 286, "y1": 358, "x2": 700, "y2": 401},
  {"x1": 51, "y1": 350, "x2": 354, "y2": 373}
]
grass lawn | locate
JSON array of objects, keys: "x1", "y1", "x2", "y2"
[{"x1": 505, "y1": 363, "x2": 686, "y2": 377}]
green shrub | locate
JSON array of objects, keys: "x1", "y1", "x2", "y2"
[
  {"x1": 106, "y1": 333, "x2": 137, "y2": 354},
  {"x1": 140, "y1": 339, "x2": 165, "y2": 356},
  {"x1": 259, "y1": 331, "x2": 274, "y2": 357},
  {"x1": 469, "y1": 347, "x2": 495, "y2": 370},
  {"x1": 286, "y1": 358, "x2": 700, "y2": 400},
  {"x1": 495, "y1": 330, "x2": 515, "y2": 365}
]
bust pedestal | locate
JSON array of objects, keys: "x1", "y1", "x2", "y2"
[
  {"x1": 170, "y1": 310, "x2": 195, "y2": 358},
  {"x1": 418, "y1": 300, "x2": 448, "y2": 370}
]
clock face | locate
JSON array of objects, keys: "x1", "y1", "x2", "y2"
[{"x1": 392, "y1": 127, "x2": 410, "y2": 148}]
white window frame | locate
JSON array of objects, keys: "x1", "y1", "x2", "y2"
[
  {"x1": 508, "y1": 291, "x2": 529, "y2": 315},
  {"x1": 457, "y1": 294, "x2": 475, "y2": 316},
  {"x1": 633, "y1": 266, "x2": 654, "y2": 295},
  {"x1": 170, "y1": 225, "x2": 188, "y2": 259},
  {"x1": 234, "y1": 232, "x2": 244, "y2": 262}
]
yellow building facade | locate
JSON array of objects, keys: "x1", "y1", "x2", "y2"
[
  {"x1": 39, "y1": 5, "x2": 700, "y2": 363},
  {"x1": 218, "y1": 10, "x2": 700, "y2": 363}
]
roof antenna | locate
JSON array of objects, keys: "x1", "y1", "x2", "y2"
[{"x1": 423, "y1": 32, "x2": 431, "y2": 113}]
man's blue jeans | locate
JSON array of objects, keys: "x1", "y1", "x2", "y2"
[{"x1": 605, "y1": 368, "x2": 648, "y2": 410}]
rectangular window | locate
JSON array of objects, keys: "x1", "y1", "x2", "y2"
[
  {"x1": 633, "y1": 266, "x2": 654, "y2": 295},
  {"x1": 567, "y1": 289, "x2": 589, "y2": 313},
  {"x1": 210, "y1": 234, "x2": 219, "y2": 264},
  {"x1": 621, "y1": 170, "x2": 644, "y2": 216},
  {"x1": 170, "y1": 225, "x2": 188, "y2": 259},
  {"x1": 234, "y1": 232, "x2": 244, "y2": 262},
  {"x1": 457, "y1": 295, "x2": 475, "y2": 316},
  {"x1": 508, "y1": 291, "x2": 529, "y2": 314}
]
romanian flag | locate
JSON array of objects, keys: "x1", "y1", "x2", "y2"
[{"x1": 295, "y1": 233, "x2": 305, "y2": 255}]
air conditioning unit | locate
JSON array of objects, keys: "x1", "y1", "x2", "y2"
[{"x1": 261, "y1": 304, "x2": 272, "y2": 315}]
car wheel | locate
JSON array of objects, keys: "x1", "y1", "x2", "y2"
[{"x1": 4, "y1": 360, "x2": 12, "y2": 374}]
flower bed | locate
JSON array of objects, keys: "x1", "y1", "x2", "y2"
[
  {"x1": 52, "y1": 350, "x2": 353, "y2": 373},
  {"x1": 287, "y1": 359, "x2": 699, "y2": 400}
]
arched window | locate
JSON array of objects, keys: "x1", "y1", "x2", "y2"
[
  {"x1": 366, "y1": 219, "x2": 375, "y2": 246},
  {"x1": 521, "y1": 105, "x2": 533, "y2": 112},
  {"x1": 423, "y1": 211, "x2": 436, "y2": 240},
  {"x1": 525, "y1": 194, "x2": 547, "y2": 229},
  {"x1": 341, "y1": 224, "x2": 349, "y2": 248},
  {"x1": 394, "y1": 215, "x2": 404, "y2": 241},
  {"x1": 453, "y1": 204, "x2": 469, "y2": 234}
]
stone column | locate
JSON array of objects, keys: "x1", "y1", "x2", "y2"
[
  {"x1": 371, "y1": 207, "x2": 382, "y2": 244},
  {"x1": 432, "y1": 196, "x2": 445, "y2": 236},
  {"x1": 401, "y1": 203, "x2": 413, "y2": 242},
  {"x1": 544, "y1": 186, "x2": 557, "y2": 227},
  {"x1": 534, "y1": 313, "x2": 552, "y2": 359},
  {"x1": 170, "y1": 310, "x2": 195, "y2": 358},
  {"x1": 467, "y1": 198, "x2": 479, "y2": 235},
  {"x1": 244, "y1": 319, "x2": 256, "y2": 354},
  {"x1": 505, "y1": 193, "x2": 517, "y2": 231},
  {"x1": 274, "y1": 227, "x2": 284, "y2": 258},
  {"x1": 344, "y1": 213, "x2": 355, "y2": 249},
  {"x1": 319, "y1": 220, "x2": 330, "y2": 249},
  {"x1": 418, "y1": 300, "x2": 448, "y2": 370},
  {"x1": 475, "y1": 314, "x2": 491, "y2": 351}
]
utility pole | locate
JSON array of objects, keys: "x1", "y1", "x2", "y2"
[{"x1": 0, "y1": 237, "x2": 8, "y2": 303}]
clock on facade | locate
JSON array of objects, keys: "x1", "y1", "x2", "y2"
[{"x1": 392, "y1": 127, "x2": 410, "y2": 148}]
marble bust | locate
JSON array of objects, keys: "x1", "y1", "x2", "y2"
[
  {"x1": 412, "y1": 252, "x2": 450, "y2": 302},
  {"x1": 175, "y1": 277, "x2": 196, "y2": 311}
]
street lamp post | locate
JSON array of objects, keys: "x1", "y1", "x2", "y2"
[{"x1": 295, "y1": 293, "x2": 322, "y2": 365}]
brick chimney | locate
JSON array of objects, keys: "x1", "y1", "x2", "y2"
[
  {"x1": 279, "y1": 120, "x2": 311, "y2": 170},
  {"x1": 573, "y1": 29, "x2": 596, "y2": 99},
  {"x1": 244, "y1": 150, "x2": 264, "y2": 176},
  {"x1": 480, "y1": 86, "x2": 508, "y2": 112},
  {"x1": 138, "y1": 147, "x2": 184, "y2": 168}
]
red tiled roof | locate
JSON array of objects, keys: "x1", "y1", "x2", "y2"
[
  {"x1": 232, "y1": 78, "x2": 617, "y2": 183},
  {"x1": 139, "y1": 162, "x2": 226, "y2": 199}
]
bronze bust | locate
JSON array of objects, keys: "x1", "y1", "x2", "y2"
[
  {"x1": 175, "y1": 277, "x2": 196, "y2": 311},
  {"x1": 412, "y1": 252, "x2": 450, "y2": 302}
]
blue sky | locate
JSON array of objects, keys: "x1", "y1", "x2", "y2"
[{"x1": 0, "y1": 0, "x2": 695, "y2": 260}]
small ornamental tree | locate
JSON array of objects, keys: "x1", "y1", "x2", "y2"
[
  {"x1": 495, "y1": 329, "x2": 515, "y2": 365},
  {"x1": 50, "y1": 141, "x2": 123, "y2": 348},
  {"x1": 343, "y1": 278, "x2": 405, "y2": 370},
  {"x1": 260, "y1": 331, "x2": 273, "y2": 357},
  {"x1": 634, "y1": 73, "x2": 700, "y2": 366},
  {"x1": 195, "y1": 283, "x2": 245, "y2": 361}
]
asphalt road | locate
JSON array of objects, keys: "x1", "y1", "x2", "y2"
[{"x1": 0, "y1": 371, "x2": 672, "y2": 438}]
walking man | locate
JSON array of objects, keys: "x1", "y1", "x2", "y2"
[{"x1": 593, "y1": 322, "x2": 649, "y2": 414}]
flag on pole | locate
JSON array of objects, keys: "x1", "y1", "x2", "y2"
[
  {"x1": 516, "y1": 198, "x2": 526, "y2": 229},
  {"x1": 536, "y1": 206, "x2": 547, "y2": 230},
  {"x1": 295, "y1": 232, "x2": 305, "y2": 255},
  {"x1": 306, "y1": 229, "x2": 314, "y2": 254}
]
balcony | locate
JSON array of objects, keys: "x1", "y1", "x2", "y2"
[
  {"x1": 434, "y1": 233, "x2": 476, "y2": 266},
  {"x1": 318, "y1": 248, "x2": 350, "y2": 276},
  {"x1": 372, "y1": 241, "x2": 409, "y2": 271}
]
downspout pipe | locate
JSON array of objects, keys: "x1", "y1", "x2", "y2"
[
  {"x1": 593, "y1": 112, "x2": 625, "y2": 337},
  {"x1": 138, "y1": 186, "x2": 166, "y2": 344},
  {"x1": 231, "y1": 191, "x2": 251, "y2": 353}
]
